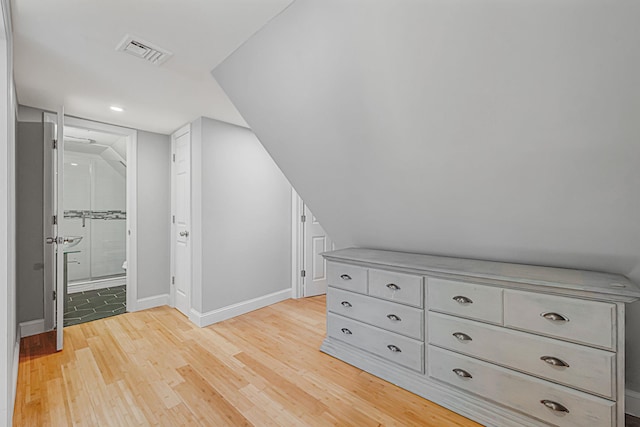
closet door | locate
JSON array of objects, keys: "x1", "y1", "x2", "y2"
[{"x1": 171, "y1": 124, "x2": 192, "y2": 317}]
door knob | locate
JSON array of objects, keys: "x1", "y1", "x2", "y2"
[
  {"x1": 46, "y1": 237, "x2": 57, "y2": 244},
  {"x1": 179, "y1": 231, "x2": 189, "y2": 237}
]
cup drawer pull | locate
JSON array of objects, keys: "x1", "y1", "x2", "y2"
[
  {"x1": 340, "y1": 301, "x2": 352, "y2": 308},
  {"x1": 452, "y1": 332, "x2": 472, "y2": 342},
  {"x1": 387, "y1": 345, "x2": 402, "y2": 353},
  {"x1": 540, "y1": 400, "x2": 569, "y2": 413},
  {"x1": 452, "y1": 368, "x2": 472, "y2": 379},
  {"x1": 340, "y1": 274, "x2": 352, "y2": 280},
  {"x1": 541, "y1": 312, "x2": 569, "y2": 322},
  {"x1": 386, "y1": 283, "x2": 400, "y2": 291},
  {"x1": 540, "y1": 356, "x2": 570, "y2": 367},
  {"x1": 341, "y1": 328, "x2": 352, "y2": 335},
  {"x1": 452, "y1": 295, "x2": 473, "y2": 304},
  {"x1": 386, "y1": 314, "x2": 401, "y2": 321}
]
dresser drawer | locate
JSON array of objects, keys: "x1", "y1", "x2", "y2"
[
  {"x1": 368, "y1": 269, "x2": 424, "y2": 308},
  {"x1": 428, "y1": 312, "x2": 616, "y2": 398},
  {"x1": 504, "y1": 290, "x2": 616, "y2": 350},
  {"x1": 427, "y1": 278, "x2": 503, "y2": 325},
  {"x1": 327, "y1": 288, "x2": 423, "y2": 340},
  {"x1": 327, "y1": 262, "x2": 368, "y2": 294},
  {"x1": 429, "y1": 346, "x2": 615, "y2": 427},
  {"x1": 327, "y1": 313, "x2": 424, "y2": 372}
]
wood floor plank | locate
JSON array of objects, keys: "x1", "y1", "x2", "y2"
[{"x1": 14, "y1": 296, "x2": 480, "y2": 426}]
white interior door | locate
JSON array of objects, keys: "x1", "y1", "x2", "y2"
[
  {"x1": 172, "y1": 125, "x2": 191, "y2": 317},
  {"x1": 55, "y1": 109, "x2": 65, "y2": 350},
  {"x1": 44, "y1": 110, "x2": 66, "y2": 350},
  {"x1": 43, "y1": 118, "x2": 55, "y2": 332},
  {"x1": 302, "y1": 204, "x2": 333, "y2": 297}
]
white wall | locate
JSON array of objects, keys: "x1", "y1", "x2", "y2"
[
  {"x1": 190, "y1": 117, "x2": 292, "y2": 321},
  {"x1": 136, "y1": 130, "x2": 171, "y2": 300},
  {"x1": 0, "y1": 0, "x2": 17, "y2": 423},
  {"x1": 213, "y1": 0, "x2": 640, "y2": 390}
]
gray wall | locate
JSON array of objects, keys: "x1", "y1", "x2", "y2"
[
  {"x1": 213, "y1": 0, "x2": 640, "y2": 389},
  {"x1": 194, "y1": 117, "x2": 292, "y2": 313},
  {"x1": 16, "y1": 121, "x2": 44, "y2": 322},
  {"x1": 136, "y1": 131, "x2": 171, "y2": 299}
]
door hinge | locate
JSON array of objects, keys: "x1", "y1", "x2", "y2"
[
  {"x1": 52, "y1": 139, "x2": 58, "y2": 149},
  {"x1": 53, "y1": 290, "x2": 56, "y2": 300},
  {"x1": 301, "y1": 269, "x2": 306, "y2": 278},
  {"x1": 301, "y1": 215, "x2": 306, "y2": 223},
  {"x1": 172, "y1": 215, "x2": 175, "y2": 224},
  {"x1": 53, "y1": 215, "x2": 57, "y2": 225},
  {"x1": 172, "y1": 153, "x2": 176, "y2": 162},
  {"x1": 172, "y1": 276, "x2": 175, "y2": 285}
]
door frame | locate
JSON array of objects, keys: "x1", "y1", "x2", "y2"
[
  {"x1": 291, "y1": 190, "x2": 304, "y2": 299},
  {"x1": 43, "y1": 113, "x2": 138, "y2": 328}
]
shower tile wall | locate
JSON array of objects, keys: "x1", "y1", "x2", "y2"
[{"x1": 64, "y1": 152, "x2": 126, "y2": 283}]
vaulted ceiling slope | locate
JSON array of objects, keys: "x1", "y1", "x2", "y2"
[
  {"x1": 213, "y1": 0, "x2": 640, "y2": 285},
  {"x1": 12, "y1": 0, "x2": 292, "y2": 134}
]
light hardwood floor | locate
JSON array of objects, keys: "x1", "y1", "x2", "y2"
[{"x1": 14, "y1": 296, "x2": 480, "y2": 426}]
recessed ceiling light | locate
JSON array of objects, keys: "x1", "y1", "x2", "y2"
[
  {"x1": 70, "y1": 163, "x2": 78, "y2": 166},
  {"x1": 110, "y1": 106, "x2": 124, "y2": 112}
]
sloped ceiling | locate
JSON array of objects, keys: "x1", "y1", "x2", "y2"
[
  {"x1": 212, "y1": 0, "x2": 640, "y2": 386},
  {"x1": 213, "y1": 0, "x2": 640, "y2": 280}
]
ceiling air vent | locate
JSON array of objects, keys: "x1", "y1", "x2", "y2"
[{"x1": 116, "y1": 35, "x2": 172, "y2": 66}]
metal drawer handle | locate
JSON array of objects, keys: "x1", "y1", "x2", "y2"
[
  {"x1": 540, "y1": 356, "x2": 570, "y2": 368},
  {"x1": 340, "y1": 274, "x2": 352, "y2": 280},
  {"x1": 386, "y1": 283, "x2": 400, "y2": 291},
  {"x1": 452, "y1": 332, "x2": 472, "y2": 342},
  {"x1": 452, "y1": 368, "x2": 472, "y2": 379},
  {"x1": 341, "y1": 301, "x2": 352, "y2": 308},
  {"x1": 341, "y1": 328, "x2": 352, "y2": 335},
  {"x1": 541, "y1": 312, "x2": 569, "y2": 322},
  {"x1": 452, "y1": 295, "x2": 473, "y2": 304},
  {"x1": 387, "y1": 345, "x2": 402, "y2": 353},
  {"x1": 540, "y1": 400, "x2": 569, "y2": 413},
  {"x1": 386, "y1": 314, "x2": 401, "y2": 321}
]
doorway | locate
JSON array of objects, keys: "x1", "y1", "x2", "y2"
[
  {"x1": 62, "y1": 124, "x2": 128, "y2": 326},
  {"x1": 292, "y1": 192, "x2": 334, "y2": 298},
  {"x1": 43, "y1": 113, "x2": 137, "y2": 345}
]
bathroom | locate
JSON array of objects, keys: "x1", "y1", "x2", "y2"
[{"x1": 62, "y1": 125, "x2": 127, "y2": 326}]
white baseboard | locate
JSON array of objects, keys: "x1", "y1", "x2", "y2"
[
  {"x1": 19, "y1": 319, "x2": 45, "y2": 338},
  {"x1": 135, "y1": 294, "x2": 170, "y2": 311},
  {"x1": 190, "y1": 288, "x2": 292, "y2": 328},
  {"x1": 68, "y1": 276, "x2": 126, "y2": 294},
  {"x1": 627, "y1": 389, "x2": 640, "y2": 417}
]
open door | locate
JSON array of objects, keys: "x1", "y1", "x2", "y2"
[
  {"x1": 44, "y1": 109, "x2": 65, "y2": 351},
  {"x1": 55, "y1": 108, "x2": 64, "y2": 350}
]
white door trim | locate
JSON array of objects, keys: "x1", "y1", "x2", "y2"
[
  {"x1": 42, "y1": 116, "x2": 55, "y2": 331},
  {"x1": 291, "y1": 190, "x2": 303, "y2": 299},
  {"x1": 55, "y1": 107, "x2": 64, "y2": 350},
  {"x1": 46, "y1": 115, "x2": 138, "y2": 316},
  {"x1": 170, "y1": 123, "x2": 193, "y2": 312}
]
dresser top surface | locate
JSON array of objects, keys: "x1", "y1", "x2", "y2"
[{"x1": 323, "y1": 248, "x2": 640, "y2": 301}]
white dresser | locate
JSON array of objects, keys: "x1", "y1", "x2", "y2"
[{"x1": 321, "y1": 248, "x2": 640, "y2": 427}]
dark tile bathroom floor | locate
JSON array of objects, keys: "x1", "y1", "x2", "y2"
[{"x1": 64, "y1": 285, "x2": 126, "y2": 327}]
